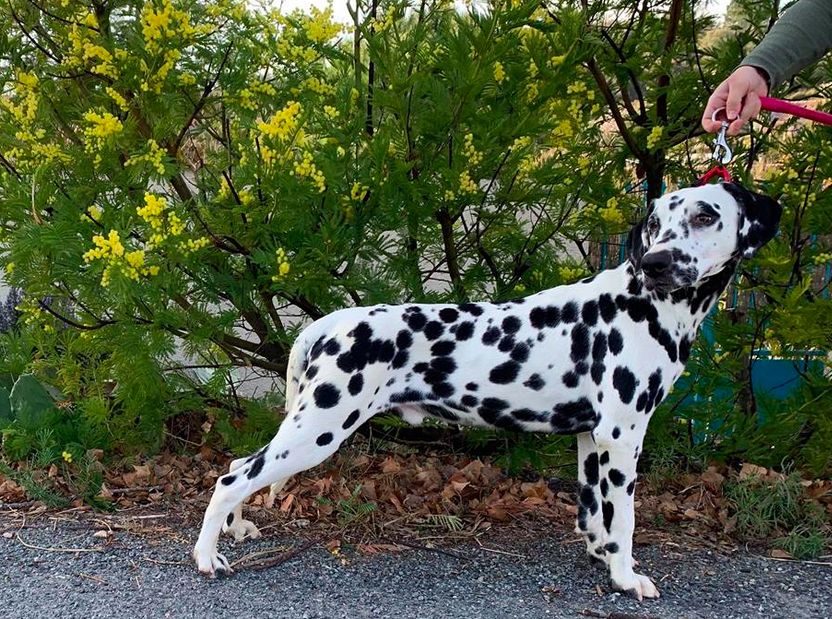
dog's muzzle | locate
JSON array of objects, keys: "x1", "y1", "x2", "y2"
[{"x1": 640, "y1": 250, "x2": 674, "y2": 292}]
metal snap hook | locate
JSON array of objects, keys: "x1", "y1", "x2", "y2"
[{"x1": 710, "y1": 107, "x2": 732, "y2": 165}]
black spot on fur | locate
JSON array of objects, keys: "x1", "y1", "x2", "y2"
[
  {"x1": 598, "y1": 294, "x2": 616, "y2": 323},
  {"x1": 396, "y1": 330, "x2": 413, "y2": 349},
  {"x1": 314, "y1": 383, "x2": 341, "y2": 408},
  {"x1": 406, "y1": 311, "x2": 427, "y2": 331},
  {"x1": 432, "y1": 382, "x2": 455, "y2": 398},
  {"x1": 439, "y1": 308, "x2": 459, "y2": 323},
  {"x1": 424, "y1": 321, "x2": 444, "y2": 340},
  {"x1": 490, "y1": 361, "x2": 520, "y2": 384},
  {"x1": 602, "y1": 501, "x2": 614, "y2": 533},
  {"x1": 579, "y1": 484, "x2": 599, "y2": 515},
  {"x1": 221, "y1": 475, "x2": 236, "y2": 486},
  {"x1": 431, "y1": 340, "x2": 455, "y2": 356},
  {"x1": 592, "y1": 333, "x2": 607, "y2": 362},
  {"x1": 348, "y1": 373, "x2": 364, "y2": 396},
  {"x1": 482, "y1": 327, "x2": 501, "y2": 345},
  {"x1": 604, "y1": 542, "x2": 619, "y2": 553},
  {"x1": 502, "y1": 316, "x2": 521, "y2": 334},
  {"x1": 612, "y1": 426, "x2": 620, "y2": 439},
  {"x1": 562, "y1": 302, "x2": 578, "y2": 323},
  {"x1": 227, "y1": 513, "x2": 234, "y2": 526},
  {"x1": 626, "y1": 480, "x2": 636, "y2": 496},
  {"x1": 430, "y1": 356, "x2": 457, "y2": 374},
  {"x1": 570, "y1": 323, "x2": 591, "y2": 362},
  {"x1": 306, "y1": 365, "x2": 319, "y2": 379},
  {"x1": 608, "y1": 328, "x2": 623, "y2": 355},
  {"x1": 389, "y1": 388, "x2": 424, "y2": 403},
  {"x1": 392, "y1": 350, "x2": 409, "y2": 368},
  {"x1": 590, "y1": 362, "x2": 605, "y2": 385},
  {"x1": 482, "y1": 397, "x2": 509, "y2": 410},
  {"x1": 612, "y1": 367, "x2": 637, "y2": 404},
  {"x1": 679, "y1": 335, "x2": 691, "y2": 363},
  {"x1": 562, "y1": 372, "x2": 579, "y2": 388},
  {"x1": 584, "y1": 452, "x2": 599, "y2": 485},
  {"x1": 323, "y1": 338, "x2": 340, "y2": 356},
  {"x1": 246, "y1": 454, "x2": 265, "y2": 479},
  {"x1": 511, "y1": 343, "x2": 530, "y2": 362},
  {"x1": 466, "y1": 382, "x2": 478, "y2": 391},
  {"x1": 461, "y1": 394, "x2": 478, "y2": 407},
  {"x1": 551, "y1": 398, "x2": 597, "y2": 433},
  {"x1": 498, "y1": 336, "x2": 516, "y2": 352},
  {"x1": 459, "y1": 303, "x2": 484, "y2": 316},
  {"x1": 599, "y1": 451, "x2": 610, "y2": 466},
  {"x1": 582, "y1": 301, "x2": 599, "y2": 326},
  {"x1": 608, "y1": 468, "x2": 626, "y2": 486},
  {"x1": 600, "y1": 478, "x2": 609, "y2": 497},
  {"x1": 524, "y1": 374, "x2": 545, "y2": 390},
  {"x1": 455, "y1": 321, "x2": 475, "y2": 341},
  {"x1": 316, "y1": 432, "x2": 334, "y2": 446},
  {"x1": 342, "y1": 409, "x2": 360, "y2": 429}
]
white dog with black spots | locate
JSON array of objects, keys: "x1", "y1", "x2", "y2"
[{"x1": 193, "y1": 182, "x2": 781, "y2": 600}]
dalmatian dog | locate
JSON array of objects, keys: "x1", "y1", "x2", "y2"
[{"x1": 193, "y1": 182, "x2": 781, "y2": 600}]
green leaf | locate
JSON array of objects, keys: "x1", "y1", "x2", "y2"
[
  {"x1": 0, "y1": 385, "x2": 11, "y2": 427},
  {"x1": 10, "y1": 374, "x2": 57, "y2": 429}
]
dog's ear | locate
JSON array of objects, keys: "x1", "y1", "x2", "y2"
[
  {"x1": 722, "y1": 183, "x2": 783, "y2": 258},
  {"x1": 626, "y1": 218, "x2": 647, "y2": 268},
  {"x1": 626, "y1": 200, "x2": 653, "y2": 268}
]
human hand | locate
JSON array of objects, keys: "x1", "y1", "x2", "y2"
[{"x1": 702, "y1": 66, "x2": 769, "y2": 135}]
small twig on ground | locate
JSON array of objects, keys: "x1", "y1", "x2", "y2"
[
  {"x1": 474, "y1": 537, "x2": 528, "y2": 558},
  {"x1": 75, "y1": 572, "x2": 108, "y2": 585},
  {"x1": 229, "y1": 545, "x2": 292, "y2": 568},
  {"x1": 109, "y1": 486, "x2": 163, "y2": 496},
  {"x1": 381, "y1": 536, "x2": 471, "y2": 561},
  {"x1": 757, "y1": 555, "x2": 832, "y2": 567},
  {"x1": 232, "y1": 537, "x2": 320, "y2": 571},
  {"x1": 581, "y1": 609, "x2": 662, "y2": 619},
  {"x1": 143, "y1": 556, "x2": 190, "y2": 566},
  {"x1": 15, "y1": 532, "x2": 106, "y2": 553}
]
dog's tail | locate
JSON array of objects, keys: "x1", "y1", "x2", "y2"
[{"x1": 284, "y1": 332, "x2": 310, "y2": 412}]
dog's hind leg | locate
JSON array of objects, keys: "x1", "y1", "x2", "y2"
[
  {"x1": 220, "y1": 457, "x2": 266, "y2": 541},
  {"x1": 194, "y1": 399, "x2": 371, "y2": 576}
]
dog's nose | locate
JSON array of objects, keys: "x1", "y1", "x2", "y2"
[{"x1": 641, "y1": 250, "x2": 672, "y2": 278}]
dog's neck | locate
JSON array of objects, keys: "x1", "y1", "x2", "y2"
[{"x1": 618, "y1": 258, "x2": 738, "y2": 336}]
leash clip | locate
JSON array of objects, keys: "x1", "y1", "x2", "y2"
[{"x1": 710, "y1": 108, "x2": 733, "y2": 164}]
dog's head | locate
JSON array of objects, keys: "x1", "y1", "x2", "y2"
[{"x1": 627, "y1": 183, "x2": 782, "y2": 293}]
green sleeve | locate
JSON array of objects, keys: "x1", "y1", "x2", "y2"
[{"x1": 739, "y1": 0, "x2": 832, "y2": 89}]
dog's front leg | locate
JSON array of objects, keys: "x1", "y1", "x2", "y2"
[
  {"x1": 575, "y1": 432, "x2": 605, "y2": 566},
  {"x1": 593, "y1": 427, "x2": 659, "y2": 601}
]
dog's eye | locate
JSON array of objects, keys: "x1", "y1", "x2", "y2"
[
  {"x1": 647, "y1": 219, "x2": 660, "y2": 236},
  {"x1": 693, "y1": 213, "x2": 716, "y2": 227}
]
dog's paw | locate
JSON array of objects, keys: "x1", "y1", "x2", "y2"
[
  {"x1": 611, "y1": 571, "x2": 660, "y2": 601},
  {"x1": 193, "y1": 546, "x2": 233, "y2": 578},
  {"x1": 223, "y1": 518, "x2": 261, "y2": 542}
]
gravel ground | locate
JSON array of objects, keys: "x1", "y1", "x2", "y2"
[{"x1": 1, "y1": 514, "x2": 830, "y2": 619}]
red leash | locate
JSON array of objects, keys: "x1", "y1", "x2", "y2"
[{"x1": 696, "y1": 97, "x2": 832, "y2": 185}]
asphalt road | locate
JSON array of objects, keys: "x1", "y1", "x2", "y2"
[{"x1": 1, "y1": 517, "x2": 829, "y2": 619}]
